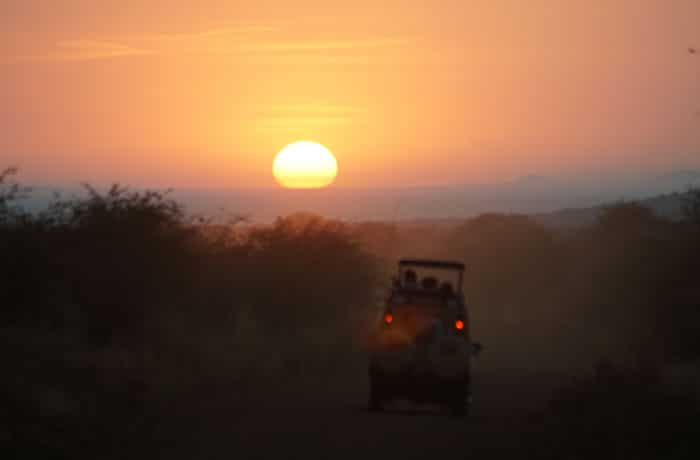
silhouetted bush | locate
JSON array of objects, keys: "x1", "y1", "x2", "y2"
[
  {"x1": 683, "y1": 187, "x2": 700, "y2": 224},
  {"x1": 0, "y1": 173, "x2": 381, "y2": 456},
  {"x1": 446, "y1": 204, "x2": 700, "y2": 370},
  {"x1": 528, "y1": 363, "x2": 700, "y2": 460},
  {"x1": 243, "y1": 213, "x2": 378, "y2": 332}
]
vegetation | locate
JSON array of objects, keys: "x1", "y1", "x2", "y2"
[
  {"x1": 2, "y1": 169, "x2": 699, "y2": 458},
  {"x1": 1, "y1": 169, "x2": 379, "y2": 456},
  {"x1": 444, "y1": 199, "x2": 700, "y2": 370}
]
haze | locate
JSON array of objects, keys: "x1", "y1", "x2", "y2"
[{"x1": 2, "y1": 0, "x2": 699, "y2": 188}]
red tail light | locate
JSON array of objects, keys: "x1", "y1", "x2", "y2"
[
  {"x1": 455, "y1": 319, "x2": 465, "y2": 331},
  {"x1": 384, "y1": 312, "x2": 394, "y2": 325}
]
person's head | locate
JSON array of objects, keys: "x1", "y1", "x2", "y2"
[
  {"x1": 440, "y1": 281, "x2": 454, "y2": 296},
  {"x1": 404, "y1": 269, "x2": 417, "y2": 285},
  {"x1": 421, "y1": 276, "x2": 438, "y2": 290}
]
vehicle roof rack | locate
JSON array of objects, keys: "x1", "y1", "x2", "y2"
[{"x1": 398, "y1": 259, "x2": 465, "y2": 270}]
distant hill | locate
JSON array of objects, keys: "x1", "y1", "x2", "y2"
[
  {"x1": 531, "y1": 191, "x2": 692, "y2": 229},
  {"x1": 11, "y1": 170, "x2": 700, "y2": 223}
]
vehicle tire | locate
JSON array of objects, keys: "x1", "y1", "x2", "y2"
[
  {"x1": 368, "y1": 373, "x2": 387, "y2": 412},
  {"x1": 368, "y1": 391, "x2": 383, "y2": 412},
  {"x1": 448, "y1": 378, "x2": 470, "y2": 417},
  {"x1": 450, "y1": 400, "x2": 468, "y2": 417}
]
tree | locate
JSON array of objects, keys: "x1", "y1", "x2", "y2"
[
  {"x1": 0, "y1": 167, "x2": 30, "y2": 225},
  {"x1": 596, "y1": 201, "x2": 662, "y2": 239},
  {"x1": 447, "y1": 213, "x2": 558, "y2": 333},
  {"x1": 682, "y1": 187, "x2": 700, "y2": 224}
]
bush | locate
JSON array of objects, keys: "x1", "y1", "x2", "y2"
[{"x1": 533, "y1": 363, "x2": 700, "y2": 459}]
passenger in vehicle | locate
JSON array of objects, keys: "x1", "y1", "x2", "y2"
[
  {"x1": 403, "y1": 269, "x2": 418, "y2": 288},
  {"x1": 440, "y1": 281, "x2": 455, "y2": 297},
  {"x1": 421, "y1": 276, "x2": 438, "y2": 290}
]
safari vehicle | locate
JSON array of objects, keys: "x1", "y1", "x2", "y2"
[{"x1": 368, "y1": 259, "x2": 482, "y2": 416}]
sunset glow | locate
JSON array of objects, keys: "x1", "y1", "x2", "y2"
[{"x1": 1, "y1": 1, "x2": 699, "y2": 188}]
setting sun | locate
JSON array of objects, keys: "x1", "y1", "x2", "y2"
[{"x1": 273, "y1": 141, "x2": 338, "y2": 189}]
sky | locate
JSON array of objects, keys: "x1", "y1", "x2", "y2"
[{"x1": 1, "y1": 0, "x2": 699, "y2": 188}]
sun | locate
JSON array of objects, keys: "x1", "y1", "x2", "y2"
[{"x1": 273, "y1": 141, "x2": 338, "y2": 189}]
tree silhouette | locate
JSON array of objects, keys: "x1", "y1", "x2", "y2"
[{"x1": 682, "y1": 187, "x2": 700, "y2": 224}]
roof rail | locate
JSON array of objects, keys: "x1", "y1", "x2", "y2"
[{"x1": 398, "y1": 258, "x2": 465, "y2": 270}]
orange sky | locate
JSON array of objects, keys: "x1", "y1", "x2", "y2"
[{"x1": 1, "y1": 0, "x2": 699, "y2": 188}]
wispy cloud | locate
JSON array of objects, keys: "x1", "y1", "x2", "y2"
[
  {"x1": 252, "y1": 104, "x2": 368, "y2": 131},
  {"x1": 255, "y1": 116, "x2": 360, "y2": 130},
  {"x1": 236, "y1": 38, "x2": 407, "y2": 54},
  {"x1": 137, "y1": 25, "x2": 281, "y2": 42},
  {"x1": 257, "y1": 104, "x2": 365, "y2": 117},
  {"x1": 15, "y1": 24, "x2": 408, "y2": 62},
  {"x1": 19, "y1": 39, "x2": 153, "y2": 62},
  {"x1": 161, "y1": 35, "x2": 407, "y2": 56}
]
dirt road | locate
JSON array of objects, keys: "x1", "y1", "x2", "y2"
[{"x1": 142, "y1": 370, "x2": 562, "y2": 460}]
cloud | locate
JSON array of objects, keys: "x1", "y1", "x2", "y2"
[
  {"x1": 257, "y1": 104, "x2": 366, "y2": 117},
  {"x1": 37, "y1": 40, "x2": 153, "y2": 61},
  {"x1": 252, "y1": 104, "x2": 367, "y2": 132},
  {"x1": 252, "y1": 104, "x2": 369, "y2": 131},
  {"x1": 137, "y1": 25, "x2": 281, "y2": 42},
  {"x1": 236, "y1": 38, "x2": 407, "y2": 54},
  {"x1": 13, "y1": 24, "x2": 407, "y2": 63},
  {"x1": 255, "y1": 116, "x2": 360, "y2": 131},
  {"x1": 157, "y1": 34, "x2": 407, "y2": 56}
]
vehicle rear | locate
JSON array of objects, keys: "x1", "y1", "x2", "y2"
[{"x1": 368, "y1": 259, "x2": 478, "y2": 415}]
